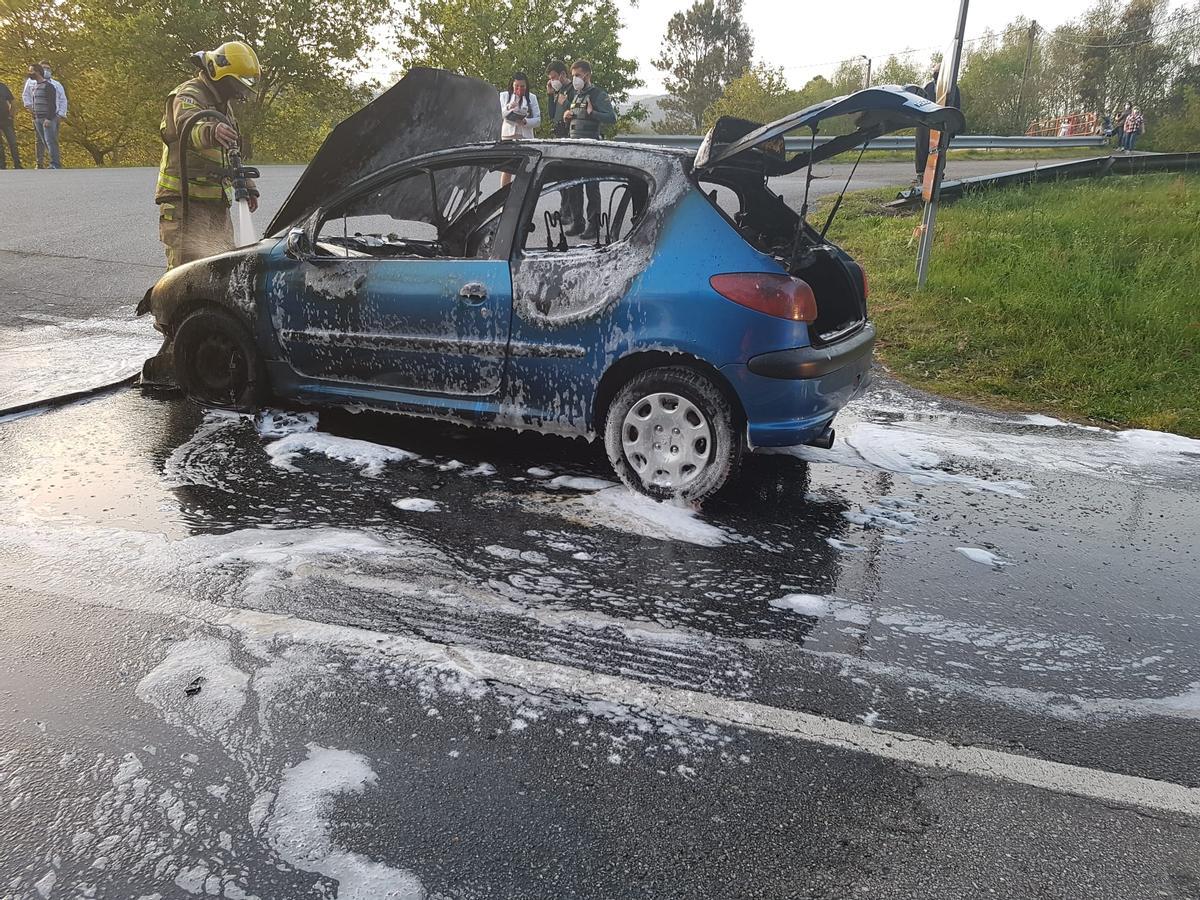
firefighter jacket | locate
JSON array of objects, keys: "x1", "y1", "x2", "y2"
[{"x1": 155, "y1": 76, "x2": 255, "y2": 205}]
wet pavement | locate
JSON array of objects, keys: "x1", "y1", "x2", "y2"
[
  {"x1": 3, "y1": 161, "x2": 1198, "y2": 898},
  {"x1": 2, "y1": 377, "x2": 1199, "y2": 898}
]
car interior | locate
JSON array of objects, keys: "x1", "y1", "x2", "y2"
[
  {"x1": 522, "y1": 162, "x2": 650, "y2": 253},
  {"x1": 314, "y1": 158, "x2": 524, "y2": 261}
]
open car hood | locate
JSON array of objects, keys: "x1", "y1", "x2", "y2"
[
  {"x1": 695, "y1": 86, "x2": 966, "y2": 176},
  {"x1": 266, "y1": 68, "x2": 502, "y2": 235}
]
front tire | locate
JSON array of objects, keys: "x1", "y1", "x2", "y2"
[
  {"x1": 173, "y1": 307, "x2": 263, "y2": 411},
  {"x1": 603, "y1": 366, "x2": 743, "y2": 504}
]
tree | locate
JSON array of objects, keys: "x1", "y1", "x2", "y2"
[
  {"x1": 702, "y1": 65, "x2": 802, "y2": 129},
  {"x1": 653, "y1": 0, "x2": 752, "y2": 133},
  {"x1": 874, "y1": 55, "x2": 924, "y2": 89},
  {"x1": 958, "y1": 20, "x2": 1042, "y2": 133},
  {"x1": 394, "y1": 0, "x2": 641, "y2": 135},
  {"x1": 0, "y1": 0, "x2": 387, "y2": 165}
]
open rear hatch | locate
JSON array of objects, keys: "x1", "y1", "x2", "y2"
[{"x1": 694, "y1": 87, "x2": 964, "y2": 344}]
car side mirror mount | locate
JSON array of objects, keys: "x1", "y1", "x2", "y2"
[{"x1": 286, "y1": 227, "x2": 312, "y2": 260}]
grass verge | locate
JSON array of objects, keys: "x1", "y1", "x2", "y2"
[{"x1": 824, "y1": 173, "x2": 1200, "y2": 435}]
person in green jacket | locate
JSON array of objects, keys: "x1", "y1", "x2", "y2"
[{"x1": 562, "y1": 59, "x2": 617, "y2": 239}]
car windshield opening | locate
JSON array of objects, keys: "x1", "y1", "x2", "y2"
[{"x1": 316, "y1": 157, "x2": 523, "y2": 260}]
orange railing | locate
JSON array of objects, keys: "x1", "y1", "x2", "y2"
[{"x1": 1025, "y1": 112, "x2": 1103, "y2": 137}]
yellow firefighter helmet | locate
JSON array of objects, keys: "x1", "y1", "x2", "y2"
[{"x1": 200, "y1": 41, "x2": 261, "y2": 90}]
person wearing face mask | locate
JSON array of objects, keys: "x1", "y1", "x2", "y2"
[
  {"x1": 499, "y1": 72, "x2": 541, "y2": 187},
  {"x1": 545, "y1": 61, "x2": 573, "y2": 139},
  {"x1": 155, "y1": 41, "x2": 261, "y2": 268},
  {"x1": 561, "y1": 60, "x2": 617, "y2": 239},
  {"x1": 545, "y1": 60, "x2": 581, "y2": 230}
]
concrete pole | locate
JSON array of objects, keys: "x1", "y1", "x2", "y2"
[
  {"x1": 1015, "y1": 20, "x2": 1038, "y2": 134},
  {"x1": 916, "y1": 0, "x2": 969, "y2": 290}
]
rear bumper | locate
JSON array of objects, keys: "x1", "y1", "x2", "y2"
[
  {"x1": 746, "y1": 322, "x2": 875, "y2": 379},
  {"x1": 721, "y1": 325, "x2": 875, "y2": 448}
]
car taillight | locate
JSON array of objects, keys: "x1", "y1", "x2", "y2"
[{"x1": 709, "y1": 273, "x2": 817, "y2": 322}]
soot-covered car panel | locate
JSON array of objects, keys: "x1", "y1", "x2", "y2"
[{"x1": 138, "y1": 69, "x2": 964, "y2": 501}]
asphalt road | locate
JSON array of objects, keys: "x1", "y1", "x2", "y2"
[{"x1": 2, "y1": 165, "x2": 1199, "y2": 899}]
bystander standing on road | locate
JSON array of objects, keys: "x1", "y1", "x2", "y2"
[
  {"x1": 27, "y1": 64, "x2": 62, "y2": 170},
  {"x1": 21, "y1": 70, "x2": 44, "y2": 164},
  {"x1": 1112, "y1": 101, "x2": 1131, "y2": 149},
  {"x1": 545, "y1": 60, "x2": 578, "y2": 229},
  {"x1": 0, "y1": 80, "x2": 23, "y2": 169},
  {"x1": 498, "y1": 72, "x2": 540, "y2": 187},
  {"x1": 41, "y1": 62, "x2": 69, "y2": 129},
  {"x1": 1120, "y1": 106, "x2": 1144, "y2": 152},
  {"x1": 561, "y1": 59, "x2": 616, "y2": 239}
]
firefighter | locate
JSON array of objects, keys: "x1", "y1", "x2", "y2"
[{"x1": 156, "y1": 40, "x2": 261, "y2": 269}]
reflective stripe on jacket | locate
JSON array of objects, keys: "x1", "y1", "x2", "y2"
[{"x1": 156, "y1": 77, "x2": 236, "y2": 205}]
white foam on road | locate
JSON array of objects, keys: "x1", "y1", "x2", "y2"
[
  {"x1": 254, "y1": 409, "x2": 319, "y2": 438},
  {"x1": 0, "y1": 315, "x2": 158, "y2": 410},
  {"x1": 392, "y1": 498, "x2": 440, "y2": 513},
  {"x1": 956, "y1": 546, "x2": 1008, "y2": 568},
  {"x1": 268, "y1": 745, "x2": 424, "y2": 900},
  {"x1": 546, "y1": 474, "x2": 618, "y2": 491},
  {"x1": 135, "y1": 637, "x2": 249, "y2": 738},
  {"x1": 552, "y1": 487, "x2": 731, "y2": 546},
  {"x1": 264, "y1": 432, "x2": 418, "y2": 477}
]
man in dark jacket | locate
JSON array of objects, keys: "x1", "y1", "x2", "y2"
[
  {"x1": 545, "y1": 61, "x2": 574, "y2": 138},
  {"x1": 0, "y1": 81, "x2": 22, "y2": 168},
  {"x1": 545, "y1": 61, "x2": 580, "y2": 230},
  {"x1": 562, "y1": 59, "x2": 617, "y2": 239}
]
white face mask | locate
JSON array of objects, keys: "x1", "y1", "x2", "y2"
[
  {"x1": 549, "y1": 79, "x2": 562, "y2": 91},
  {"x1": 572, "y1": 75, "x2": 585, "y2": 91}
]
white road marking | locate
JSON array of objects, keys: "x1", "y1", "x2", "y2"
[
  {"x1": 221, "y1": 606, "x2": 1200, "y2": 821},
  {"x1": 9, "y1": 566, "x2": 1200, "y2": 821}
]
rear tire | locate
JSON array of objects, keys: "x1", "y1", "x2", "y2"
[
  {"x1": 603, "y1": 366, "x2": 743, "y2": 505},
  {"x1": 173, "y1": 306, "x2": 263, "y2": 411}
]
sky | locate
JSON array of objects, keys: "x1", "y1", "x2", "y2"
[{"x1": 619, "y1": 0, "x2": 1161, "y2": 94}]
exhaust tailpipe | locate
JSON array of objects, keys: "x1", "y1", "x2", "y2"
[{"x1": 804, "y1": 427, "x2": 835, "y2": 450}]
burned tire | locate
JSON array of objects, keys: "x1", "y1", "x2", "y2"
[
  {"x1": 603, "y1": 366, "x2": 743, "y2": 504},
  {"x1": 173, "y1": 307, "x2": 263, "y2": 411}
]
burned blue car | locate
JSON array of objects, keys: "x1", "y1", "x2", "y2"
[{"x1": 138, "y1": 68, "x2": 963, "y2": 502}]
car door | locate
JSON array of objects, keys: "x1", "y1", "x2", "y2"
[{"x1": 273, "y1": 154, "x2": 530, "y2": 398}]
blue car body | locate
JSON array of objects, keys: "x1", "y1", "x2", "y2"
[{"x1": 140, "y1": 70, "x2": 963, "y2": 462}]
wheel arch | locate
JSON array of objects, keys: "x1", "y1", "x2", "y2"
[{"x1": 592, "y1": 350, "x2": 747, "y2": 432}]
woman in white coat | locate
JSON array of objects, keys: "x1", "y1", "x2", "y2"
[{"x1": 499, "y1": 72, "x2": 540, "y2": 185}]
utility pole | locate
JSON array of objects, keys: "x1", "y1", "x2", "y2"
[
  {"x1": 1015, "y1": 20, "x2": 1038, "y2": 134},
  {"x1": 915, "y1": 0, "x2": 969, "y2": 289},
  {"x1": 859, "y1": 55, "x2": 872, "y2": 89}
]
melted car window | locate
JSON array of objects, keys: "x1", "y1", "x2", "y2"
[
  {"x1": 522, "y1": 163, "x2": 650, "y2": 253},
  {"x1": 316, "y1": 160, "x2": 519, "y2": 261}
]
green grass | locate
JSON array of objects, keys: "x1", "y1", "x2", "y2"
[{"x1": 823, "y1": 174, "x2": 1200, "y2": 435}]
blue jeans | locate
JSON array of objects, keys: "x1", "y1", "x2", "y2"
[
  {"x1": 1121, "y1": 131, "x2": 1138, "y2": 152},
  {"x1": 34, "y1": 117, "x2": 62, "y2": 168}
]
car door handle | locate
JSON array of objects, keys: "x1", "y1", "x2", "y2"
[{"x1": 459, "y1": 282, "x2": 488, "y2": 303}]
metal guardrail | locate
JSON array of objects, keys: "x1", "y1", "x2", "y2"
[
  {"x1": 615, "y1": 134, "x2": 1109, "y2": 151},
  {"x1": 887, "y1": 151, "x2": 1200, "y2": 207}
]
